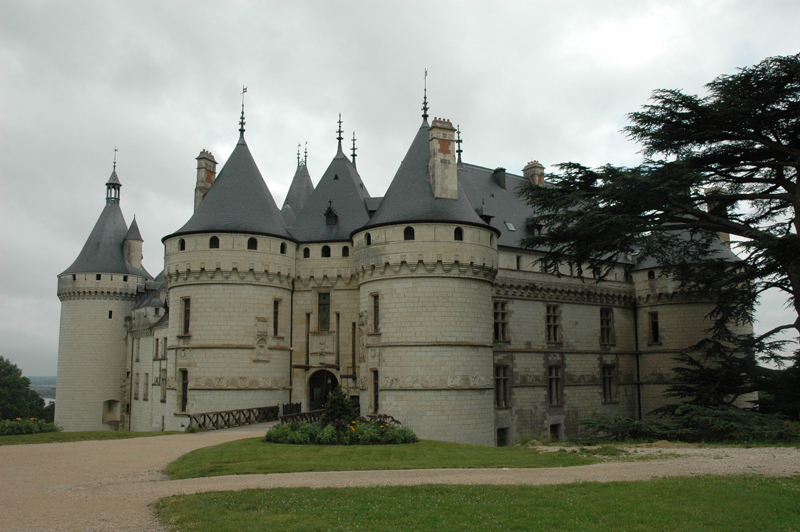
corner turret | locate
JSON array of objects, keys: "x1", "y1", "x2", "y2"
[{"x1": 195, "y1": 150, "x2": 217, "y2": 211}]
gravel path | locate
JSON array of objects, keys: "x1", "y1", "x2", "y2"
[{"x1": 2, "y1": 425, "x2": 799, "y2": 532}]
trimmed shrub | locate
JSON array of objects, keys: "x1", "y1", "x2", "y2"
[
  {"x1": 0, "y1": 418, "x2": 62, "y2": 436},
  {"x1": 264, "y1": 416, "x2": 418, "y2": 445}
]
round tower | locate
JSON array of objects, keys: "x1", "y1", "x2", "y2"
[
  {"x1": 56, "y1": 167, "x2": 150, "y2": 431},
  {"x1": 352, "y1": 113, "x2": 500, "y2": 445},
  {"x1": 161, "y1": 116, "x2": 296, "y2": 429}
]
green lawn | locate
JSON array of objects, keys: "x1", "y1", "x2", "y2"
[
  {"x1": 0, "y1": 430, "x2": 181, "y2": 446},
  {"x1": 164, "y1": 438, "x2": 602, "y2": 479},
  {"x1": 156, "y1": 476, "x2": 800, "y2": 532}
]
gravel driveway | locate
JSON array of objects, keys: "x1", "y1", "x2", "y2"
[{"x1": 1, "y1": 424, "x2": 798, "y2": 532}]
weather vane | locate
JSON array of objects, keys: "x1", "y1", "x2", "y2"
[
  {"x1": 422, "y1": 68, "x2": 429, "y2": 120},
  {"x1": 239, "y1": 85, "x2": 248, "y2": 133},
  {"x1": 113, "y1": 146, "x2": 118, "y2": 170}
]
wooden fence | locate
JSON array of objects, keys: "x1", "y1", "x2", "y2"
[
  {"x1": 188, "y1": 405, "x2": 280, "y2": 430},
  {"x1": 280, "y1": 409, "x2": 323, "y2": 424}
]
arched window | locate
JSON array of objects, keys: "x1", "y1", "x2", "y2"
[
  {"x1": 280, "y1": 242, "x2": 286, "y2": 254},
  {"x1": 648, "y1": 270, "x2": 656, "y2": 280},
  {"x1": 404, "y1": 227, "x2": 415, "y2": 240},
  {"x1": 342, "y1": 246, "x2": 350, "y2": 257},
  {"x1": 209, "y1": 236, "x2": 219, "y2": 249},
  {"x1": 303, "y1": 247, "x2": 310, "y2": 258},
  {"x1": 490, "y1": 234, "x2": 494, "y2": 246},
  {"x1": 365, "y1": 233, "x2": 372, "y2": 246},
  {"x1": 322, "y1": 245, "x2": 331, "y2": 258},
  {"x1": 179, "y1": 239, "x2": 186, "y2": 251},
  {"x1": 454, "y1": 227, "x2": 463, "y2": 241},
  {"x1": 247, "y1": 237, "x2": 258, "y2": 250}
]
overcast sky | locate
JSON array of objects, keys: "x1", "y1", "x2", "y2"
[{"x1": 1, "y1": 0, "x2": 798, "y2": 376}]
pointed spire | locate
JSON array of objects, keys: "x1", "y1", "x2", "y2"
[
  {"x1": 351, "y1": 131, "x2": 357, "y2": 167},
  {"x1": 422, "y1": 68, "x2": 429, "y2": 122},
  {"x1": 106, "y1": 149, "x2": 121, "y2": 204},
  {"x1": 456, "y1": 125, "x2": 463, "y2": 165},
  {"x1": 239, "y1": 85, "x2": 248, "y2": 138},
  {"x1": 336, "y1": 113, "x2": 344, "y2": 153}
]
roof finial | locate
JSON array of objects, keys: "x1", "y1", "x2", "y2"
[
  {"x1": 297, "y1": 144, "x2": 301, "y2": 166},
  {"x1": 456, "y1": 125, "x2": 463, "y2": 164},
  {"x1": 239, "y1": 85, "x2": 248, "y2": 136},
  {"x1": 336, "y1": 113, "x2": 344, "y2": 150},
  {"x1": 422, "y1": 68, "x2": 429, "y2": 121},
  {"x1": 351, "y1": 131, "x2": 357, "y2": 167},
  {"x1": 113, "y1": 146, "x2": 118, "y2": 170},
  {"x1": 304, "y1": 142, "x2": 308, "y2": 165}
]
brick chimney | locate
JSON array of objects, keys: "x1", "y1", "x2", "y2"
[
  {"x1": 194, "y1": 149, "x2": 217, "y2": 211},
  {"x1": 523, "y1": 160, "x2": 545, "y2": 185},
  {"x1": 429, "y1": 118, "x2": 458, "y2": 200}
]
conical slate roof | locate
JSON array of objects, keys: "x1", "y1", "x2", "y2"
[
  {"x1": 62, "y1": 176, "x2": 151, "y2": 278},
  {"x1": 358, "y1": 119, "x2": 495, "y2": 234},
  {"x1": 290, "y1": 143, "x2": 370, "y2": 242},
  {"x1": 280, "y1": 203, "x2": 297, "y2": 228},
  {"x1": 125, "y1": 217, "x2": 143, "y2": 241},
  {"x1": 282, "y1": 162, "x2": 314, "y2": 221},
  {"x1": 164, "y1": 134, "x2": 294, "y2": 241}
]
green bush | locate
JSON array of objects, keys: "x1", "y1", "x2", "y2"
[
  {"x1": 0, "y1": 417, "x2": 62, "y2": 436},
  {"x1": 321, "y1": 387, "x2": 360, "y2": 425},
  {"x1": 580, "y1": 404, "x2": 800, "y2": 443},
  {"x1": 264, "y1": 416, "x2": 418, "y2": 445}
]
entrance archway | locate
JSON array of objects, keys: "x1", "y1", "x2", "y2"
[{"x1": 308, "y1": 370, "x2": 338, "y2": 411}]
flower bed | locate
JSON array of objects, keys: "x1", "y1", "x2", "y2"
[
  {"x1": 264, "y1": 414, "x2": 417, "y2": 445},
  {"x1": 0, "y1": 418, "x2": 62, "y2": 436}
]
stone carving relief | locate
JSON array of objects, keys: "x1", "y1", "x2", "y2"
[
  {"x1": 380, "y1": 375, "x2": 491, "y2": 390},
  {"x1": 192, "y1": 376, "x2": 290, "y2": 390},
  {"x1": 310, "y1": 330, "x2": 334, "y2": 355},
  {"x1": 254, "y1": 338, "x2": 269, "y2": 362}
]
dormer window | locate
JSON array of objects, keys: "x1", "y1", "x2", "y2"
[
  {"x1": 209, "y1": 236, "x2": 219, "y2": 249},
  {"x1": 324, "y1": 201, "x2": 338, "y2": 226},
  {"x1": 247, "y1": 237, "x2": 258, "y2": 250},
  {"x1": 504, "y1": 222, "x2": 516, "y2": 232}
]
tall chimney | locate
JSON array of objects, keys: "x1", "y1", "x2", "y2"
[
  {"x1": 429, "y1": 118, "x2": 458, "y2": 200},
  {"x1": 523, "y1": 160, "x2": 545, "y2": 185},
  {"x1": 705, "y1": 187, "x2": 731, "y2": 245},
  {"x1": 195, "y1": 150, "x2": 217, "y2": 211}
]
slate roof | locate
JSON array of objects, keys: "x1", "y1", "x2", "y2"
[
  {"x1": 629, "y1": 230, "x2": 740, "y2": 271},
  {"x1": 280, "y1": 204, "x2": 297, "y2": 228},
  {"x1": 358, "y1": 119, "x2": 496, "y2": 235},
  {"x1": 290, "y1": 143, "x2": 371, "y2": 242},
  {"x1": 164, "y1": 133, "x2": 294, "y2": 242},
  {"x1": 125, "y1": 217, "x2": 143, "y2": 241},
  {"x1": 62, "y1": 175, "x2": 151, "y2": 278},
  {"x1": 282, "y1": 162, "x2": 314, "y2": 224}
]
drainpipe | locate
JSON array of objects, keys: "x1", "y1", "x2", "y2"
[{"x1": 289, "y1": 278, "x2": 294, "y2": 405}]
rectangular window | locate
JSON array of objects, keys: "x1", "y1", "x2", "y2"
[
  {"x1": 372, "y1": 294, "x2": 380, "y2": 332},
  {"x1": 496, "y1": 427, "x2": 508, "y2": 447},
  {"x1": 96, "y1": 274, "x2": 101, "y2": 281},
  {"x1": 108, "y1": 310, "x2": 113, "y2": 319},
  {"x1": 154, "y1": 338, "x2": 159, "y2": 360},
  {"x1": 135, "y1": 338, "x2": 140, "y2": 362},
  {"x1": 493, "y1": 301, "x2": 508, "y2": 342},
  {"x1": 649, "y1": 311, "x2": 660, "y2": 344},
  {"x1": 602, "y1": 365, "x2": 615, "y2": 403},
  {"x1": 600, "y1": 308, "x2": 615, "y2": 345},
  {"x1": 548, "y1": 365, "x2": 562, "y2": 406},
  {"x1": 546, "y1": 305, "x2": 561, "y2": 343},
  {"x1": 273, "y1": 300, "x2": 280, "y2": 336},
  {"x1": 515, "y1": 255, "x2": 521, "y2": 270},
  {"x1": 318, "y1": 293, "x2": 330, "y2": 331},
  {"x1": 160, "y1": 368, "x2": 167, "y2": 402},
  {"x1": 495, "y1": 365, "x2": 510, "y2": 408},
  {"x1": 372, "y1": 370, "x2": 380, "y2": 414},
  {"x1": 134, "y1": 373, "x2": 139, "y2": 400},
  {"x1": 182, "y1": 298, "x2": 191, "y2": 335},
  {"x1": 163, "y1": 337, "x2": 168, "y2": 358},
  {"x1": 143, "y1": 373, "x2": 149, "y2": 400}
]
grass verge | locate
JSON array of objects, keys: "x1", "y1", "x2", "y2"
[
  {"x1": 164, "y1": 438, "x2": 600, "y2": 479},
  {"x1": 0, "y1": 430, "x2": 181, "y2": 446},
  {"x1": 156, "y1": 476, "x2": 800, "y2": 532}
]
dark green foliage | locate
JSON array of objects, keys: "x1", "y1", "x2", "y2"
[
  {"x1": 0, "y1": 418, "x2": 61, "y2": 436},
  {"x1": 0, "y1": 356, "x2": 47, "y2": 422},
  {"x1": 519, "y1": 54, "x2": 800, "y2": 413},
  {"x1": 320, "y1": 386, "x2": 359, "y2": 425},
  {"x1": 580, "y1": 405, "x2": 800, "y2": 443},
  {"x1": 264, "y1": 416, "x2": 418, "y2": 445}
]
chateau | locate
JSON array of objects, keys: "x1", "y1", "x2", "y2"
[{"x1": 55, "y1": 97, "x2": 740, "y2": 445}]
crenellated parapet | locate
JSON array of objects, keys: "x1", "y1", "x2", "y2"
[
  {"x1": 57, "y1": 275, "x2": 142, "y2": 302},
  {"x1": 163, "y1": 265, "x2": 294, "y2": 287},
  {"x1": 355, "y1": 258, "x2": 497, "y2": 283},
  {"x1": 494, "y1": 280, "x2": 635, "y2": 306}
]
